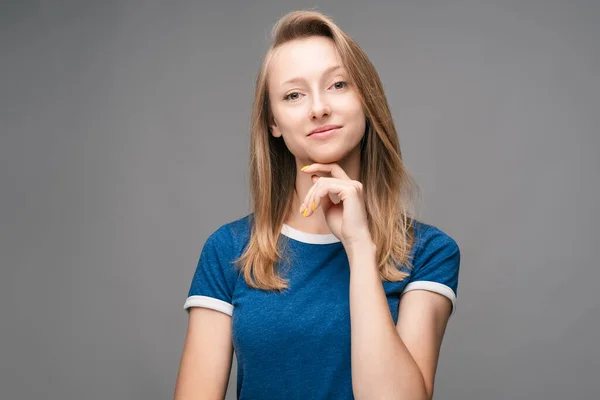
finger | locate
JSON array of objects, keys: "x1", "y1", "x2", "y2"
[
  {"x1": 305, "y1": 179, "x2": 354, "y2": 217},
  {"x1": 300, "y1": 175, "x2": 321, "y2": 217},
  {"x1": 305, "y1": 177, "x2": 326, "y2": 217},
  {"x1": 299, "y1": 166, "x2": 342, "y2": 215},
  {"x1": 314, "y1": 175, "x2": 342, "y2": 204},
  {"x1": 301, "y1": 163, "x2": 351, "y2": 181},
  {"x1": 306, "y1": 181, "x2": 352, "y2": 217}
]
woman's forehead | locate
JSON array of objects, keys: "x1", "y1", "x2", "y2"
[{"x1": 268, "y1": 37, "x2": 344, "y2": 85}]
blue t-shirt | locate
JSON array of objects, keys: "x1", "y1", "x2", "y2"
[{"x1": 183, "y1": 214, "x2": 460, "y2": 399}]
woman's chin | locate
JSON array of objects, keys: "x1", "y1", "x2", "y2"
[
  {"x1": 308, "y1": 154, "x2": 343, "y2": 165},
  {"x1": 307, "y1": 147, "x2": 359, "y2": 165}
]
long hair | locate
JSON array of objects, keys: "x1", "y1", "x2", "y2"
[{"x1": 236, "y1": 10, "x2": 421, "y2": 290}]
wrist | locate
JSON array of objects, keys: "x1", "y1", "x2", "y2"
[{"x1": 345, "y1": 237, "x2": 376, "y2": 264}]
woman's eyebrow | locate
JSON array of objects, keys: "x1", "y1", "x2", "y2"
[{"x1": 281, "y1": 65, "x2": 344, "y2": 86}]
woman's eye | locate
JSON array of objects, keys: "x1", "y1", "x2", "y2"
[
  {"x1": 283, "y1": 92, "x2": 301, "y2": 101},
  {"x1": 283, "y1": 82, "x2": 347, "y2": 101}
]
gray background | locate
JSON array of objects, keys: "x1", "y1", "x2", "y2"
[{"x1": 1, "y1": 0, "x2": 598, "y2": 399}]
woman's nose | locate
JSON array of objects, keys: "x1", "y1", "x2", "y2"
[{"x1": 309, "y1": 95, "x2": 331, "y2": 119}]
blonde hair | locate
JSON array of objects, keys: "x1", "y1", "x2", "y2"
[{"x1": 236, "y1": 10, "x2": 421, "y2": 290}]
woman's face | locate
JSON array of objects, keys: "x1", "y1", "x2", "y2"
[{"x1": 267, "y1": 36, "x2": 366, "y2": 165}]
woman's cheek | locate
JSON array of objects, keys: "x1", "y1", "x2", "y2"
[{"x1": 279, "y1": 132, "x2": 306, "y2": 158}]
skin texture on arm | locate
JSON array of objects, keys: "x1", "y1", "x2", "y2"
[
  {"x1": 173, "y1": 307, "x2": 234, "y2": 400},
  {"x1": 396, "y1": 290, "x2": 452, "y2": 400},
  {"x1": 347, "y1": 247, "x2": 452, "y2": 400}
]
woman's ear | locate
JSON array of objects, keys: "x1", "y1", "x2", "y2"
[{"x1": 270, "y1": 118, "x2": 282, "y2": 138}]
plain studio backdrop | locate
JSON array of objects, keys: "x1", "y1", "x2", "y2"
[{"x1": 1, "y1": 1, "x2": 599, "y2": 399}]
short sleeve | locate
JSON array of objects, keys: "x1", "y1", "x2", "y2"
[
  {"x1": 183, "y1": 225, "x2": 237, "y2": 316},
  {"x1": 402, "y1": 226, "x2": 461, "y2": 317}
]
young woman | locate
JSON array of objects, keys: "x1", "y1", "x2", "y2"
[{"x1": 174, "y1": 10, "x2": 460, "y2": 400}]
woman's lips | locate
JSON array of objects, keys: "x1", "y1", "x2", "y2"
[{"x1": 308, "y1": 127, "x2": 340, "y2": 139}]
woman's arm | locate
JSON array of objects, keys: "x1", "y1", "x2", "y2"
[
  {"x1": 348, "y1": 243, "x2": 450, "y2": 400},
  {"x1": 173, "y1": 307, "x2": 234, "y2": 400},
  {"x1": 297, "y1": 163, "x2": 452, "y2": 399}
]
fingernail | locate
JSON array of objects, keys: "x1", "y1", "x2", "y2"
[
  {"x1": 311, "y1": 201, "x2": 315, "y2": 211},
  {"x1": 303, "y1": 208, "x2": 308, "y2": 217},
  {"x1": 301, "y1": 165, "x2": 311, "y2": 172},
  {"x1": 299, "y1": 203, "x2": 306, "y2": 213}
]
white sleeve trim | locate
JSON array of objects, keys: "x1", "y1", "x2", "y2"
[
  {"x1": 401, "y1": 281, "x2": 457, "y2": 318},
  {"x1": 183, "y1": 295, "x2": 233, "y2": 316}
]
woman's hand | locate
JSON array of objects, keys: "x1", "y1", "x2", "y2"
[{"x1": 299, "y1": 163, "x2": 373, "y2": 252}]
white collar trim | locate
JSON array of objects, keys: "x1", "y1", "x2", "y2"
[{"x1": 281, "y1": 224, "x2": 341, "y2": 244}]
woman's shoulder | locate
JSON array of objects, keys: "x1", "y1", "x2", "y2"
[
  {"x1": 409, "y1": 218, "x2": 460, "y2": 255},
  {"x1": 204, "y1": 213, "x2": 254, "y2": 249}
]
